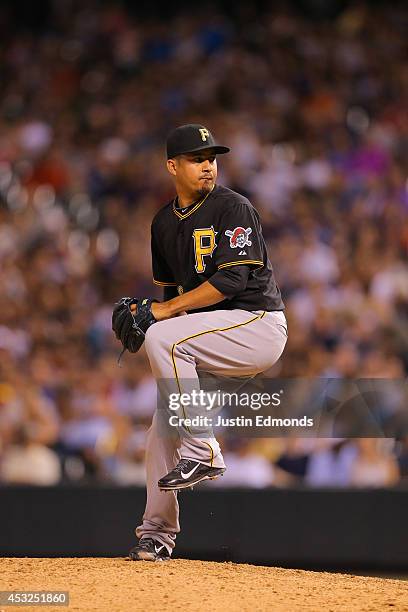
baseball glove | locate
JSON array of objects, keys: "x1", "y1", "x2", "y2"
[{"x1": 112, "y1": 297, "x2": 157, "y2": 358}]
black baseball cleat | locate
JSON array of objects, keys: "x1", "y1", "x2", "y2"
[
  {"x1": 158, "y1": 459, "x2": 226, "y2": 491},
  {"x1": 129, "y1": 538, "x2": 170, "y2": 562}
]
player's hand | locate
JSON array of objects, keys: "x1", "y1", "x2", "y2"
[
  {"x1": 131, "y1": 301, "x2": 171, "y2": 321},
  {"x1": 151, "y1": 302, "x2": 172, "y2": 321}
]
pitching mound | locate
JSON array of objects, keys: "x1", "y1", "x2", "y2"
[{"x1": 2, "y1": 558, "x2": 407, "y2": 611}]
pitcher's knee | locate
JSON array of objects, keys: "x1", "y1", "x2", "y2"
[
  {"x1": 144, "y1": 320, "x2": 177, "y2": 356},
  {"x1": 145, "y1": 323, "x2": 164, "y2": 355}
]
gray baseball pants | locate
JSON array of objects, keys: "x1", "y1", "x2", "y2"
[{"x1": 135, "y1": 308, "x2": 287, "y2": 553}]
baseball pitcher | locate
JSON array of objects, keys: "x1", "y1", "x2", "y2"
[{"x1": 112, "y1": 124, "x2": 287, "y2": 561}]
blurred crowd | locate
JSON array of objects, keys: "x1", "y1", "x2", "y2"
[{"x1": 0, "y1": 1, "x2": 407, "y2": 486}]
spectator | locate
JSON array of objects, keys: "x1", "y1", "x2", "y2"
[
  {"x1": 305, "y1": 440, "x2": 358, "y2": 487},
  {"x1": 1, "y1": 426, "x2": 61, "y2": 486},
  {"x1": 349, "y1": 439, "x2": 400, "y2": 487}
]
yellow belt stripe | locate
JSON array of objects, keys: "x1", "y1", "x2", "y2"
[{"x1": 170, "y1": 310, "x2": 266, "y2": 461}]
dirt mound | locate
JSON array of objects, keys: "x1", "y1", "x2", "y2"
[{"x1": 1, "y1": 558, "x2": 407, "y2": 611}]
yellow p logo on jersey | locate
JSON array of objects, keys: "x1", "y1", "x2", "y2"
[
  {"x1": 193, "y1": 227, "x2": 217, "y2": 273},
  {"x1": 199, "y1": 128, "x2": 209, "y2": 142}
]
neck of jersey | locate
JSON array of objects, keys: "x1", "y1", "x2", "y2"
[{"x1": 173, "y1": 186, "x2": 215, "y2": 219}]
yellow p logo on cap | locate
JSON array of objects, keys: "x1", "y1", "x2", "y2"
[{"x1": 199, "y1": 128, "x2": 209, "y2": 142}]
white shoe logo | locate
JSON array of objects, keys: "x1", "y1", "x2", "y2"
[
  {"x1": 155, "y1": 544, "x2": 165, "y2": 554},
  {"x1": 180, "y1": 463, "x2": 200, "y2": 479}
]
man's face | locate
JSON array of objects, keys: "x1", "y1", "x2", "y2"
[{"x1": 167, "y1": 148, "x2": 218, "y2": 198}]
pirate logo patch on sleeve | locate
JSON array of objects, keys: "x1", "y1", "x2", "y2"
[{"x1": 225, "y1": 226, "x2": 252, "y2": 249}]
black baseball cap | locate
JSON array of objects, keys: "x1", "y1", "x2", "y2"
[{"x1": 166, "y1": 124, "x2": 230, "y2": 159}]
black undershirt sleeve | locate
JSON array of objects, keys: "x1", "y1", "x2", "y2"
[
  {"x1": 207, "y1": 265, "x2": 251, "y2": 298},
  {"x1": 163, "y1": 286, "x2": 179, "y2": 301},
  {"x1": 163, "y1": 267, "x2": 251, "y2": 302}
]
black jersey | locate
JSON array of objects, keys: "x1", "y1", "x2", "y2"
[{"x1": 151, "y1": 184, "x2": 284, "y2": 312}]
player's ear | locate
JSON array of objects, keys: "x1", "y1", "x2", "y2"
[{"x1": 167, "y1": 158, "x2": 177, "y2": 176}]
